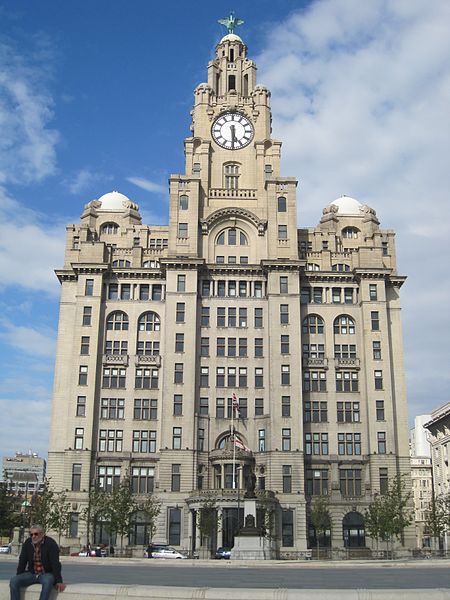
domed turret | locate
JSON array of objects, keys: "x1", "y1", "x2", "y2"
[
  {"x1": 97, "y1": 191, "x2": 137, "y2": 212},
  {"x1": 328, "y1": 195, "x2": 363, "y2": 216}
]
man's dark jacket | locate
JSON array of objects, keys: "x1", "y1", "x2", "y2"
[{"x1": 17, "y1": 536, "x2": 63, "y2": 583}]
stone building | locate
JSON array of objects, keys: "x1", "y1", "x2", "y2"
[
  {"x1": 424, "y1": 404, "x2": 450, "y2": 497},
  {"x1": 2, "y1": 452, "x2": 46, "y2": 498},
  {"x1": 410, "y1": 415, "x2": 432, "y2": 548},
  {"x1": 47, "y1": 24, "x2": 414, "y2": 555}
]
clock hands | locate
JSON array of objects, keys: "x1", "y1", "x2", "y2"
[{"x1": 230, "y1": 124, "x2": 237, "y2": 149}]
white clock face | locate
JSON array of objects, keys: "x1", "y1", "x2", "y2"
[{"x1": 212, "y1": 112, "x2": 254, "y2": 149}]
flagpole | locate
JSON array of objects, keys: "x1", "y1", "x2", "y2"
[{"x1": 232, "y1": 395, "x2": 236, "y2": 489}]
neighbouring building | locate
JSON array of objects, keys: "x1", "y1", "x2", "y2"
[
  {"x1": 410, "y1": 415, "x2": 432, "y2": 548},
  {"x1": 47, "y1": 19, "x2": 414, "y2": 556},
  {"x1": 2, "y1": 452, "x2": 46, "y2": 498},
  {"x1": 424, "y1": 404, "x2": 450, "y2": 497}
]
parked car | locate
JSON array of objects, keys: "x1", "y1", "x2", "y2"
[
  {"x1": 0, "y1": 544, "x2": 11, "y2": 554},
  {"x1": 145, "y1": 544, "x2": 186, "y2": 559},
  {"x1": 215, "y1": 547, "x2": 232, "y2": 559}
]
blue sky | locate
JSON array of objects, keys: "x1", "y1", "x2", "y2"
[{"x1": 0, "y1": 0, "x2": 449, "y2": 462}]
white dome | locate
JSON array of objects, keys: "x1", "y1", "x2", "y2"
[
  {"x1": 97, "y1": 191, "x2": 132, "y2": 211},
  {"x1": 329, "y1": 195, "x2": 363, "y2": 215},
  {"x1": 219, "y1": 33, "x2": 243, "y2": 44}
]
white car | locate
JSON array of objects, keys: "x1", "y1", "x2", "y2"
[
  {"x1": 146, "y1": 544, "x2": 186, "y2": 559},
  {"x1": 0, "y1": 544, "x2": 11, "y2": 554}
]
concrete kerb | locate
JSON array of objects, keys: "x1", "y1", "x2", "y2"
[{"x1": 1, "y1": 583, "x2": 450, "y2": 600}]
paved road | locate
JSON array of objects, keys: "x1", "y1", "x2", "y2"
[{"x1": 1, "y1": 558, "x2": 450, "y2": 589}]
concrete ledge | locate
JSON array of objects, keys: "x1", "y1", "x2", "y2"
[{"x1": 1, "y1": 583, "x2": 450, "y2": 600}]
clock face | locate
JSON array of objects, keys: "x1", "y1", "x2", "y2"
[{"x1": 212, "y1": 112, "x2": 254, "y2": 149}]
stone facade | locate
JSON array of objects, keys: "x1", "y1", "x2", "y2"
[{"x1": 47, "y1": 29, "x2": 414, "y2": 555}]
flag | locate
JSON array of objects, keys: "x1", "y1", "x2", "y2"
[
  {"x1": 234, "y1": 437, "x2": 251, "y2": 452},
  {"x1": 232, "y1": 393, "x2": 240, "y2": 417}
]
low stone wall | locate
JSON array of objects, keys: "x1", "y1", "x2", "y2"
[{"x1": 1, "y1": 583, "x2": 450, "y2": 600}]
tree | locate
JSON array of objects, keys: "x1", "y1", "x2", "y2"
[
  {"x1": 310, "y1": 496, "x2": 331, "y2": 559},
  {"x1": 29, "y1": 480, "x2": 54, "y2": 531},
  {"x1": 424, "y1": 493, "x2": 450, "y2": 550},
  {"x1": 49, "y1": 491, "x2": 72, "y2": 546},
  {"x1": 80, "y1": 485, "x2": 109, "y2": 546},
  {"x1": 197, "y1": 493, "x2": 219, "y2": 557},
  {"x1": 364, "y1": 494, "x2": 386, "y2": 551},
  {"x1": 108, "y1": 478, "x2": 137, "y2": 552},
  {"x1": 0, "y1": 482, "x2": 20, "y2": 537},
  {"x1": 138, "y1": 494, "x2": 161, "y2": 544}
]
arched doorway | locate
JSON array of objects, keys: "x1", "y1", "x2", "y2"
[{"x1": 342, "y1": 511, "x2": 365, "y2": 548}]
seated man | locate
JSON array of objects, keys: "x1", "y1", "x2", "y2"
[{"x1": 10, "y1": 524, "x2": 66, "y2": 600}]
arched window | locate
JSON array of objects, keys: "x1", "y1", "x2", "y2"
[
  {"x1": 334, "y1": 315, "x2": 355, "y2": 335},
  {"x1": 306, "y1": 263, "x2": 320, "y2": 271},
  {"x1": 112, "y1": 259, "x2": 131, "y2": 267},
  {"x1": 216, "y1": 228, "x2": 248, "y2": 246},
  {"x1": 342, "y1": 227, "x2": 359, "y2": 239},
  {"x1": 332, "y1": 264, "x2": 350, "y2": 272},
  {"x1": 217, "y1": 433, "x2": 247, "y2": 450},
  {"x1": 302, "y1": 315, "x2": 324, "y2": 335},
  {"x1": 138, "y1": 311, "x2": 160, "y2": 332},
  {"x1": 106, "y1": 311, "x2": 129, "y2": 331},
  {"x1": 224, "y1": 163, "x2": 240, "y2": 190},
  {"x1": 143, "y1": 260, "x2": 160, "y2": 268},
  {"x1": 101, "y1": 223, "x2": 119, "y2": 234},
  {"x1": 342, "y1": 511, "x2": 365, "y2": 547},
  {"x1": 179, "y1": 195, "x2": 188, "y2": 210}
]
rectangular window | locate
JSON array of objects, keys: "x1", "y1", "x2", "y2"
[
  {"x1": 255, "y1": 367, "x2": 264, "y2": 388},
  {"x1": 98, "y1": 465, "x2": 121, "y2": 491},
  {"x1": 238, "y1": 398, "x2": 248, "y2": 418},
  {"x1": 227, "y1": 367, "x2": 236, "y2": 387},
  {"x1": 254, "y1": 308, "x2": 263, "y2": 328},
  {"x1": 217, "y1": 337, "x2": 225, "y2": 356},
  {"x1": 85, "y1": 279, "x2": 94, "y2": 296},
  {"x1": 303, "y1": 371, "x2": 326, "y2": 392},
  {"x1": 106, "y1": 340, "x2": 128, "y2": 355},
  {"x1": 306, "y1": 469, "x2": 328, "y2": 496},
  {"x1": 374, "y1": 370, "x2": 383, "y2": 390},
  {"x1": 281, "y1": 335, "x2": 289, "y2": 354},
  {"x1": 176, "y1": 302, "x2": 185, "y2": 323},
  {"x1": 281, "y1": 510, "x2": 294, "y2": 546},
  {"x1": 177, "y1": 274, "x2": 186, "y2": 292},
  {"x1": 369, "y1": 284, "x2": 378, "y2": 301},
  {"x1": 238, "y1": 367, "x2": 247, "y2": 387},
  {"x1": 178, "y1": 223, "x2": 188, "y2": 238},
  {"x1": 135, "y1": 368, "x2": 158, "y2": 389},
  {"x1": 280, "y1": 276, "x2": 288, "y2": 294},
  {"x1": 198, "y1": 428, "x2": 205, "y2": 452},
  {"x1": 120, "y1": 284, "x2": 131, "y2": 300},
  {"x1": 239, "y1": 281, "x2": 247, "y2": 297},
  {"x1": 344, "y1": 288, "x2": 354, "y2": 304},
  {"x1": 99, "y1": 429, "x2": 123, "y2": 452},
  {"x1": 180, "y1": 194, "x2": 189, "y2": 209},
  {"x1": 377, "y1": 431, "x2": 386, "y2": 454},
  {"x1": 200, "y1": 366, "x2": 209, "y2": 387},
  {"x1": 282, "y1": 465, "x2": 292, "y2": 493},
  {"x1": 226, "y1": 307, "x2": 236, "y2": 327},
  {"x1": 82, "y1": 306, "x2": 92, "y2": 326},
  {"x1": 132, "y1": 430, "x2": 157, "y2": 453},
  {"x1": 238, "y1": 307, "x2": 247, "y2": 328},
  {"x1": 303, "y1": 401, "x2": 328, "y2": 423},
  {"x1": 280, "y1": 304, "x2": 289, "y2": 324},
  {"x1": 334, "y1": 344, "x2": 356, "y2": 359},
  {"x1": 134, "y1": 399, "x2": 157, "y2": 420},
  {"x1": 254, "y1": 338, "x2": 263, "y2": 357},
  {"x1": 254, "y1": 281, "x2": 263, "y2": 298},
  {"x1": 103, "y1": 367, "x2": 126, "y2": 388},
  {"x1": 71, "y1": 464, "x2": 82, "y2": 491},
  {"x1": 305, "y1": 433, "x2": 328, "y2": 455},
  {"x1": 340, "y1": 469, "x2": 362, "y2": 496},
  {"x1": 216, "y1": 398, "x2": 225, "y2": 419},
  {"x1": 278, "y1": 225, "x2": 287, "y2": 240},
  {"x1": 172, "y1": 427, "x2": 182, "y2": 449},
  {"x1": 228, "y1": 337, "x2": 236, "y2": 357},
  {"x1": 281, "y1": 364, "x2": 290, "y2": 385},
  {"x1": 201, "y1": 280, "x2": 210, "y2": 297},
  {"x1": 76, "y1": 396, "x2": 86, "y2": 417},
  {"x1": 200, "y1": 336, "x2": 209, "y2": 357},
  {"x1": 199, "y1": 397, "x2": 208, "y2": 416},
  {"x1": 238, "y1": 337, "x2": 247, "y2": 357},
  {"x1": 281, "y1": 396, "x2": 291, "y2": 417},
  {"x1": 217, "y1": 307, "x2": 226, "y2": 327},
  {"x1": 300, "y1": 288, "x2": 311, "y2": 304},
  {"x1": 173, "y1": 394, "x2": 183, "y2": 416},
  {"x1": 174, "y1": 363, "x2": 184, "y2": 384},
  {"x1": 379, "y1": 467, "x2": 388, "y2": 494},
  {"x1": 372, "y1": 341, "x2": 381, "y2": 360},
  {"x1": 201, "y1": 306, "x2": 210, "y2": 327},
  {"x1": 332, "y1": 288, "x2": 341, "y2": 303},
  {"x1": 131, "y1": 467, "x2": 154, "y2": 493},
  {"x1": 69, "y1": 513, "x2": 79, "y2": 538},
  {"x1": 282, "y1": 428, "x2": 291, "y2": 451},
  {"x1": 216, "y1": 367, "x2": 225, "y2": 387},
  {"x1": 371, "y1": 311, "x2": 380, "y2": 331},
  {"x1": 175, "y1": 333, "x2": 184, "y2": 353},
  {"x1": 258, "y1": 428, "x2": 266, "y2": 451},
  {"x1": 336, "y1": 371, "x2": 359, "y2": 392},
  {"x1": 255, "y1": 398, "x2": 264, "y2": 416},
  {"x1": 108, "y1": 283, "x2": 118, "y2": 300},
  {"x1": 376, "y1": 400, "x2": 385, "y2": 421},
  {"x1": 100, "y1": 397, "x2": 125, "y2": 419},
  {"x1": 337, "y1": 401, "x2": 360, "y2": 423},
  {"x1": 338, "y1": 432, "x2": 361, "y2": 456},
  {"x1": 152, "y1": 284, "x2": 162, "y2": 301},
  {"x1": 171, "y1": 464, "x2": 181, "y2": 492},
  {"x1": 313, "y1": 287, "x2": 323, "y2": 304},
  {"x1": 78, "y1": 365, "x2": 88, "y2": 386},
  {"x1": 136, "y1": 341, "x2": 158, "y2": 356}
]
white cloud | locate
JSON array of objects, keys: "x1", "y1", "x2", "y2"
[
  {"x1": 0, "y1": 187, "x2": 66, "y2": 295},
  {"x1": 0, "y1": 319, "x2": 56, "y2": 358},
  {"x1": 257, "y1": 0, "x2": 450, "y2": 420},
  {"x1": 64, "y1": 168, "x2": 113, "y2": 195},
  {"x1": 0, "y1": 37, "x2": 59, "y2": 184},
  {"x1": 0, "y1": 396, "x2": 51, "y2": 460},
  {"x1": 126, "y1": 176, "x2": 167, "y2": 195}
]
